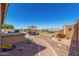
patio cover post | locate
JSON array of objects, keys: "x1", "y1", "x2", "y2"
[
  {"x1": 0, "y1": 3, "x2": 2, "y2": 51},
  {"x1": 0, "y1": 3, "x2": 8, "y2": 51}
]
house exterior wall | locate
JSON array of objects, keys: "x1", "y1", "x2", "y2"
[
  {"x1": 77, "y1": 20, "x2": 79, "y2": 46},
  {"x1": 77, "y1": 19, "x2": 79, "y2": 55}
]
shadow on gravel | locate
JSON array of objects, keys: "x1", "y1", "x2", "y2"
[{"x1": 0, "y1": 38, "x2": 46, "y2": 56}]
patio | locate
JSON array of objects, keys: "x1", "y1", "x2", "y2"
[{"x1": 0, "y1": 39, "x2": 46, "y2": 56}]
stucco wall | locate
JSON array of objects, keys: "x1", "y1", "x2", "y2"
[
  {"x1": 2, "y1": 33, "x2": 26, "y2": 44},
  {"x1": 77, "y1": 20, "x2": 79, "y2": 55},
  {"x1": 64, "y1": 25, "x2": 74, "y2": 39}
]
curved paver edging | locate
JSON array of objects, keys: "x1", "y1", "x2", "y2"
[
  {"x1": 33, "y1": 36, "x2": 58, "y2": 56},
  {"x1": 37, "y1": 36, "x2": 68, "y2": 54}
]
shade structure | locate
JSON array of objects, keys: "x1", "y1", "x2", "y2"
[
  {"x1": 28, "y1": 25, "x2": 37, "y2": 29},
  {"x1": 1, "y1": 3, "x2": 8, "y2": 24}
]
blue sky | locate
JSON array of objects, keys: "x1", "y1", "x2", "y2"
[{"x1": 5, "y1": 3, "x2": 79, "y2": 29}]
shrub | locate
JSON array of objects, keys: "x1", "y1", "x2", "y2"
[{"x1": 56, "y1": 33, "x2": 66, "y2": 38}]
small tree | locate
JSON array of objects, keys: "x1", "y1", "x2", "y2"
[{"x1": 2, "y1": 23, "x2": 14, "y2": 29}]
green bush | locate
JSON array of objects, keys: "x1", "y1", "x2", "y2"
[{"x1": 2, "y1": 23, "x2": 14, "y2": 29}]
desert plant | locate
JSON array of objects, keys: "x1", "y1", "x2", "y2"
[{"x1": 56, "y1": 33, "x2": 66, "y2": 41}]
